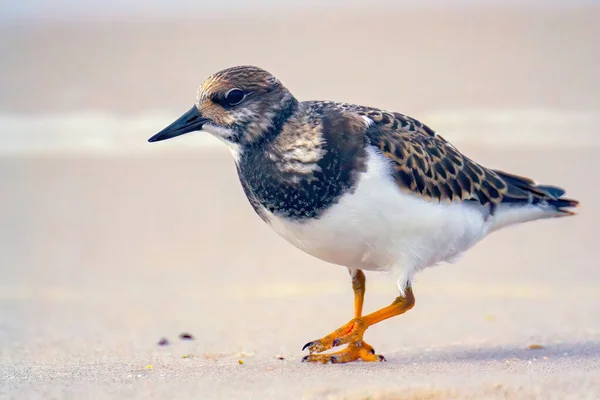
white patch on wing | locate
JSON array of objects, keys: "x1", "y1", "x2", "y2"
[
  {"x1": 361, "y1": 115, "x2": 374, "y2": 127},
  {"x1": 262, "y1": 146, "x2": 492, "y2": 290}
]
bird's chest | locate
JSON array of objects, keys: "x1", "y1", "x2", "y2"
[
  {"x1": 235, "y1": 147, "x2": 391, "y2": 268},
  {"x1": 236, "y1": 148, "x2": 353, "y2": 221},
  {"x1": 238, "y1": 147, "x2": 488, "y2": 271}
]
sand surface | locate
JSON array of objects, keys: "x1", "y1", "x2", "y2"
[{"x1": 1, "y1": 148, "x2": 598, "y2": 399}]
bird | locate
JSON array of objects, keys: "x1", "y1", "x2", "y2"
[{"x1": 148, "y1": 65, "x2": 579, "y2": 364}]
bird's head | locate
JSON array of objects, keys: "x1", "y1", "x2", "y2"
[{"x1": 148, "y1": 65, "x2": 298, "y2": 150}]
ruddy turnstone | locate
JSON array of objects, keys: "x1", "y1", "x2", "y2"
[{"x1": 148, "y1": 65, "x2": 579, "y2": 364}]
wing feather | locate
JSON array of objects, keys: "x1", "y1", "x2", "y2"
[{"x1": 350, "y1": 107, "x2": 575, "y2": 209}]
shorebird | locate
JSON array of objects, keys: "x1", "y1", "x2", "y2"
[{"x1": 148, "y1": 65, "x2": 579, "y2": 363}]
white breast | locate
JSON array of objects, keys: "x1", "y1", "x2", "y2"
[{"x1": 262, "y1": 147, "x2": 490, "y2": 283}]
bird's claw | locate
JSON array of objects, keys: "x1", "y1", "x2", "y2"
[
  {"x1": 301, "y1": 317, "x2": 386, "y2": 363},
  {"x1": 302, "y1": 341, "x2": 386, "y2": 364},
  {"x1": 302, "y1": 317, "x2": 368, "y2": 354}
]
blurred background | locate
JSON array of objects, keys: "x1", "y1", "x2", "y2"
[
  {"x1": 1, "y1": 1, "x2": 599, "y2": 398},
  {"x1": 2, "y1": 0, "x2": 600, "y2": 152}
]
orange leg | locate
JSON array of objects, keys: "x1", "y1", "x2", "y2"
[
  {"x1": 302, "y1": 279, "x2": 415, "y2": 364},
  {"x1": 351, "y1": 269, "x2": 366, "y2": 318}
]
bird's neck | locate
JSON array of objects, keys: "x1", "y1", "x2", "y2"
[
  {"x1": 228, "y1": 95, "x2": 301, "y2": 164},
  {"x1": 249, "y1": 95, "x2": 300, "y2": 148}
]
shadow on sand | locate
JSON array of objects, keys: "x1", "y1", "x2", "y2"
[{"x1": 388, "y1": 340, "x2": 600, "y2": 364}]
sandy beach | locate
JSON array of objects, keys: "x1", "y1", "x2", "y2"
[
  {"x1": 1, "y1": 148, "x2": 598, "y2": 399},
  {"x1": 1, "y1": 3, "x2": 599, "y2": 399}
]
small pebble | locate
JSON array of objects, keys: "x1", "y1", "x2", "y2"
[
  {"x1": 146, "y1": 365, "x2": 153, "y2": 370},
  {"x1": 238, "y1": 359, "x2": 244, "y2": 365},
  {"x1": 179, "y1": 332, "x2": 194, "y2": 340},
  {"x1": 276, "y1": 355, "x2": 285, "y2": 360},
  {"x1": 157, "y1": 337, "x2": 169, "y2": 346},
  {"x1": 528, "y1": 344, "x2": 544, "y2": 350}
]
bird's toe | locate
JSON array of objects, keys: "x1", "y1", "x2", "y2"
[{"x1": 302, "y1": 341, "x2": 314, "y2": 352}]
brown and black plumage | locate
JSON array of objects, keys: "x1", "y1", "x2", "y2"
[
  {"x1": 149, "y1": 65, "x2": 579, "y2": 364},
  {"x1": 306, "y1": 101, "x2": 578, "y2": 211}
]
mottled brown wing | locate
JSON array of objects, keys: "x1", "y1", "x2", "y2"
[{"x1": 362, "y1": 110, "x2": 549, "y2": 206}]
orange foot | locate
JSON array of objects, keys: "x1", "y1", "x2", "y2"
[{"x1": 301, "y1": 317, "x2": 386, "y2": 364}]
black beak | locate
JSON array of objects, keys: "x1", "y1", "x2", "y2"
[{"x1": 148, "y1": 106, "x2": 209, "y2": 143}]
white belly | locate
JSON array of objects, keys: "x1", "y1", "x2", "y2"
[{"x1": 263, "y1": 147, "x2": 490, "y2": 279}]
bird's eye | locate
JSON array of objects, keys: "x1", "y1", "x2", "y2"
[{"x1": 224, "y1": 88, "x2": 245, "y2": 106}]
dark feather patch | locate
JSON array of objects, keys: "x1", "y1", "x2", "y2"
[
  {"x1": 238, "y1": 104, "x2": 368, "y2": 221},
  {"x1": 535, "y1": 185, "x2": 566, "y2": 198},
  {"x1": 457, "y1": 171, "x2": 473, "y2": 194},
  {"x1": 414, "y1": 170, "x2": 427, "y2": 193},
  {"x1": 397, "y1": 169, "x2": 414, "y2": 190},
  {"x1": 434, "y1": 163, "x2": 448, "y2": 180},
  {"x1": 442, "y1": 157, "x2": 458, "y2": 176}
]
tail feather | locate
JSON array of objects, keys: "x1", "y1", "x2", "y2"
[
  {"x1": 535, "y1": 185, "x2": 566, "y2": 198},
  {"x1": 548, "y1": 196, "x2": 580, "y2": 216},
  {"x1": 493, "y1": 169, "x2": 580, "y2": 215}
]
